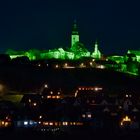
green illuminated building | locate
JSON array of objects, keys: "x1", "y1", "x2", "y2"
[
  {"x1": 71, "y1": 20, "x2": 80, "y2": 48},
  {"x1": 91, "y1": 41, "x2": 101, "y2": 59},
  {"x1": 6, "y1": 22, "x2": 102, "y2": 61}
]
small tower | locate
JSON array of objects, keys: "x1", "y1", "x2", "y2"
[
  {"x1": 71, "y1": 20, "x2": 79, "y2": 48},
  {"x1": 91, "y1": 41, "x2": 101, "y2": 59}
]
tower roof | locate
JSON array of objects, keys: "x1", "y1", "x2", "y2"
[{"x1": 72, "y1": 20, "x2": 79, "y2": 35}]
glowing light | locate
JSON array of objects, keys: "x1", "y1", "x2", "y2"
[
  {"x1": 44, "y1": 84, "x2": 48, "y2": 88},
  {"x1": 87, "y1": 114, "x2": 92, "y2": 118},
  {"x1": 119, "y1": 106, "x2": 122, "y2": 109},
  {"x1": 52, "y1": 96, "x2": 55, "y2": 99},
  {"x1": 4, "y1": 122, "x2": 9, "y2": 127},
  {"x1": 94, "y1": 87, "x2": 103, "y2": 91},
  {"x1": 55, "y1": 122, "x2": 58, "y2": 126},
  {"x1": 75, "y1": 92, "x2": 78, "y2": 97},
  {"x1": 50, "y1": 91, "x2": 53, "y2": 94},
  {"x1": 33, "y1": 102, "x2": 37, "y2": 106},
  {"x1": 96, "y1": 65, "x2": 105, "y2": 69},
  {"x1": 90, "y1": 62, "x2": 93, "y2": 66},
  {"x1": 82, "y1": 114, "x2": 86, "y2": 118},
  {"x1": 63, "y1": 122, "x2": 68, "y2": 126},
  {"x1": 122, "y1": 116, "x2": 131, "y2": 122},
  {"x1": 47, "y1": 96, "x2": 51, "y2": 99},
  {"x1": 49, "y1": 122, "x2": 53, "y2": 126},
  {"x1": 56, "y1": 96, "x2": 60, "y2": 99},
  {"x1": 24, "y1": 121, "x2": 28, "y2": 125},
  {"x1": 80, "y1": 63, "x2": 85, "y2": 68},
  {"x1": 43, "y1": 122, "x2": 48, "y2": 125},
  {"x1": 64, "y1": 63, "x2": 68, "y2": 67},
  {"x1": 39, "y1": 115, "x2": 42, "y2": 119},
  {"x1": 120, "y1": 116, "x2": 131, "y2": 126},
  {"x1": 126, "y1": 94, "x2": 129, "y2": 98},
  {"x1": 55, "y1": 64, "x2": 59, "y2": 68}
]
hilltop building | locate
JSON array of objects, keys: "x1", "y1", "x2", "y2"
[{"x1": 6, "y1": 22, "x2": 102, "y2": 60}]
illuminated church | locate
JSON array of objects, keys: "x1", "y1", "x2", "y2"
[{"x1": 7, "y1": 22, "x2": 102, "y2": 60}]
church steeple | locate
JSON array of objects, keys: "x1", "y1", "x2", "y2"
[
  {"x1": 72, "y1": 20, "x2": 79, "y2": 35},
  {"x1": 71, "y1": 20, "x2": 79, "y2": 48},
  {"x1": 91, "y1": 40, "x2": 101, "y2": 59},
  {"x1": 94, "y1": 40, "x2": 99, "y2": 53}
]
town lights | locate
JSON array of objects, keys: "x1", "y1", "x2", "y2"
[
  {"x1": 33, "y1": 102, "x2": 37, "y2": 106},
  {"x1": 94, "y1": 87, "x2": 103, "y2": 91},
  {"x1": 24, "y1": 121, "x2": 28, "y2": 125},
  {"x1": 90, "y1": 62, "x2": 93, "y2": 66},
  {"x1": 55, "y1": 64, "x2": 59, "y2": 68},
  {"x1": 64, "y1": 63, "x2": 68, "y2": 67},
  {"x1": 38, "y1": 63, "x2": 41, "y2": 67},
  {"x1": 120, "y1": 116, "x2": 131, "y2": 126}
]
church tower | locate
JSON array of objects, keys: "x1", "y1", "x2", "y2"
[
  {"x1": 91, "y1": 41, "x2": 101, "y2": 59},
  {"x1": 71, "y1": 21, "x2": 79, "y2": 48}
]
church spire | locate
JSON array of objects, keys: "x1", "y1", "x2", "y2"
[
  {"x1": 91, "y1": 40, "x2": 101, "y2": 59},
  {"x1": 94, "y1": 40, "x2": 99, "y2": 53},
  {"x1": 72, "y1": 20, "x2": 79, "y2": 35}
]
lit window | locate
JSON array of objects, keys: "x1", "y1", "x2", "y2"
[
  {"x1": 82, "y1": 114, "x2": 86, "y2": 118},
  {"x1": 63, "y1": 63, "x2": 68, "y2": 68},
  {"x1": 33, "y1": 103, "x2": 37, "y2": 106},
  {"x1": 52, "y1": 96, "x2": 55, "y2": 99},
  {"x1": 29, "y1": 99, "x2": 31, "y2": 103},
  {"x1": 49, "y1": 122, "x2": 53, "y2": 126},
  {"x1": 24, "y1": 121, "x2": 28, "y2": 125},
  {"x1": 75, "y1": 92, "x2": 77, "y2": 97},
  {"x1": 47, "y1": 96, "x2": 51, "y2": 99},
  {"x1": 55, "y1": 122, "x2": 58, "y2": 126},
  {"x1": 87, "y1": 114, "x2": 92, "y2": 118},
  {"x1": 126, "y1": 94, "x2": 129, "y2": 98},
  {"x1": 56, "y1": 96, "x2": 60, "y2": 99}
]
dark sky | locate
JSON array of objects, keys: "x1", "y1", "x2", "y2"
[{"x1": 0, "y1": 0, "x2": 140, "y2": 55}]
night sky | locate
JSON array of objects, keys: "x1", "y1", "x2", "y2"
[{"x1": 0, "y1": 0, "x2": 140, "y2": 55}]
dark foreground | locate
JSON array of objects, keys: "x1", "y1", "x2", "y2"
[{"x1": 0, "y1": 129, "x2": 140, "y2": 140}]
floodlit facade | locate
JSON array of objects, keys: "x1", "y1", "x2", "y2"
[{"x1": 6, "y1": 22, "x2": 101, "y2": 60}]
